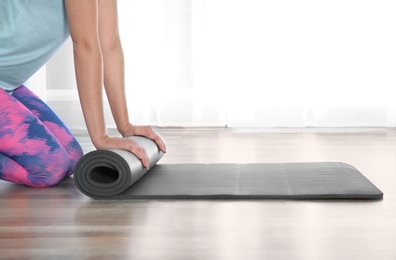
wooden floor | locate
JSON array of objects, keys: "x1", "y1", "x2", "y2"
[{"x1": 0, "y1": 128, "x2": 395, "y2": 260}]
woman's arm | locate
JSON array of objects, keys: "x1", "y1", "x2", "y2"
[
  {"x1": 65, "y1": 0, "x2": 155, "y2": 169},
  {"x1": 97, "y1": 0, "x2": 128, "y2": 135},
  {"x1": 97, "y1": 0, "x2": 167, "y2": 153},
  {"x1": 65, "y1": 0, "x2": 104, "y2": 146}
]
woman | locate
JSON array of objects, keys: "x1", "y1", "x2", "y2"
[{"x1": 0, "y1": 0, "x2": 166, "y2": 187}]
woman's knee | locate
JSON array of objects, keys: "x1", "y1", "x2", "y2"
[
  {"x1": 0, "y1": 152, "x2": 71, "y2": 187},
  {"x1": 22, "y1": 148, "x2": 72, "y2": 187}
]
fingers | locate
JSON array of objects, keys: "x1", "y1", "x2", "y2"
[
  {"x1": 128, "y1": 139, "x2": 150, "y2": 169},
  {"x1": 95, "y1": 135, "x2": 151, "y2": 169},
  {"x1": 153, "y1": 135, "x2": 167, "y2": 153},
  {"x1": 123, "y1": 125, "x2": 167, "y2": 153},
  {"x1": 141, "y1": 126, "x2": 167, "y2": 153}
]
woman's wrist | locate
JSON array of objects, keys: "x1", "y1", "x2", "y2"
[
  {"x1": 118, "y1": 122, "x2": 135, "y2": 137},
  {"x1": 91, "y1": 133, "x2": 110, "y2": 149}
]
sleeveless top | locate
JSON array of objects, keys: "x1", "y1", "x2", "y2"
[{"x1": 0, "y1": 0, "x2": 69, "y2": 91}]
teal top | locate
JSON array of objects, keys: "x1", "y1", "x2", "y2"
[{"x1": 0, "y1": 0, "x2": 69, "y2": 91}]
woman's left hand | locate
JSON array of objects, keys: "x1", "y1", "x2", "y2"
[{"x1": 121, "y1": 124, "x2": 167, "y2": 153}]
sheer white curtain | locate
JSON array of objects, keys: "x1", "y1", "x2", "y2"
[
  {"x1": 119, "y1": 0, "x2": 396, "y2": 127},
  {"x1": 44, "y1": 0, "x2": 396, "y2": 129}
]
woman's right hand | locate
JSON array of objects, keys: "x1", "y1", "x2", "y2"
[{"x1": 94, "y1": 135, "x2": 150, "y2": 169}]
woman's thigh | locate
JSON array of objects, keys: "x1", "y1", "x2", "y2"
[
  {"x1": 0, "y1": 88, "x2": 73, "y2": 187},
  {"x1": 12, "y1": 86, "x2": 83, "y2": 175}
]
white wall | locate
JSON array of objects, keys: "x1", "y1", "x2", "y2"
[{"x1": 24, "y1": 65, "x2": 46, "y2": 101}]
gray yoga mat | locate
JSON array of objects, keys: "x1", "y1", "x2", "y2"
[{"x1": 73, "y1": 136, "x2": 383, "y2": 200}]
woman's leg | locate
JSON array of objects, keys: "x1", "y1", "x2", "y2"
[
  {"x1": 11, "y1": 85, "x2": 83, "y2": 176},
  {"x1": 0, "y1": 153, "x2": 31, "y2": 186},
  {"x1": 0, "y1": 88, "x2": 73, "y2": 187}
]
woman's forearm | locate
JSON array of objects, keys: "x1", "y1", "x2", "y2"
[
  {"x1": 97, "y1": 0, "x2": 131, "y2": 136},
  {"x1": 73, "y1": 43, "x2": 107, "y2": 147},
  {"x1": 101, "y1": 37, "x2": 130, "y2": 136},
  {"x1": 65, "y1": 0, "x2": 109, "y2": 148}
]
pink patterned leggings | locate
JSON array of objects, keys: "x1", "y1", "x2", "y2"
[{"x1": 0, "y1": 86, "x2": 83, "y2": 187}]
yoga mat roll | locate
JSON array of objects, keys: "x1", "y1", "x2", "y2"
[
  {"x1": 73, "y1": 136, "x2": 164, "y2": 198},
  {"x1": 74, "y1": 137, "x2": 383, "y2": 200}
]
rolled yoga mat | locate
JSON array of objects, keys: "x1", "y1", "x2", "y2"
[{"x1": 73, "y1": 136, "x2": 383, "y2": 200}]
